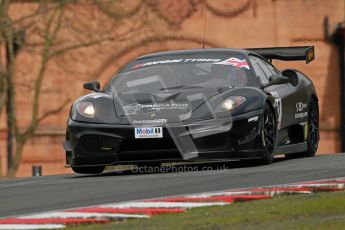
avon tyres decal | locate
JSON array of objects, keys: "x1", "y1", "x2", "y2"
[
  {"x1": 132, "y1": 58, "x2": 222, "y2": 69},
  {"x1": 131, "y1": 57, "x2": 251, "y2": 70}
]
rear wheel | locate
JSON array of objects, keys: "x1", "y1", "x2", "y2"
[
  {"x1": 72, "y1": 166, "x2": 105, "y2": 174},
  {"x1": 304, "y1": 99, "x2": 319, "y2": 156},
  {"x1": 259, "y1": 103, "x2": 276, "y2": 164}
]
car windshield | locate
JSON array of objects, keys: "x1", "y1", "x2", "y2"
[{"x1": 105, "y1": 54, "x2": 258, "y2": 93}]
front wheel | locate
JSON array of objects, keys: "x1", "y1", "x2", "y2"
[
  {"x1": 72, "y1": 166, "x2": 105, "y2": 174},
  {"x1": 259, "y1": 103, "x2": 276, "y2": 165}
]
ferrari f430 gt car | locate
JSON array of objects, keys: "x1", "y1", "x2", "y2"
[{"x1": 63, "y1": 46, "x2": 319, "y2": 174}]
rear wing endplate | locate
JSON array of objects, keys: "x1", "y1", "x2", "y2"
[{"x1": 246, "y1": 46, "x2": 315, "y2": 64}]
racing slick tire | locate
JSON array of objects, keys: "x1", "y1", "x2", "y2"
[
  {"x1": 259, "y1": 103, "x2": 276, "y2": 165},
  {"x1": 286, "y1": 99, "x2": 319, "y2": 159},
  {"x1": 71, "y1": 166, "x2": 105, "y2": 174}
]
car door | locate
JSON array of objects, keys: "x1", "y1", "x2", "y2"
[{"x1": 249, "y1": 56, "x2": 298, "y2": 132}]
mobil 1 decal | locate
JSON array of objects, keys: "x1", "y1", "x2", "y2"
[{"x1": 134, "y1": 127, "x2": 163, "y2": 139}]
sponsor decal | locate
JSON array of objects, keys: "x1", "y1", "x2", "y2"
[
  {"x1": 295, "y1": 112, "x2": 308, "y2": 119},
  {"x1": 295, "y1": 102, "x2": 308, "y2": 119},
  {"x1": 132, "y1": 58, "x2": 222, "y2": 69},
  {"x1": 140, "y1": 103, "x2": 188, "y2": 109},
  {"x1": 296, "y1": 102, "x2": 307, "y2": 112},
  {"x1": 306, "y1": 47, "x2": 314, "y2": 63},
  {"x1": 123, "y1": 104, "x2": 141, "y2": 115},
  {"x1": 124, "y1": 103, "x2": 189, "y2": 115},
  {"x1": 135, "y1": 127, "x2": 163, "y2": 138},
  {"x1": 133, "y1": 119, "x2": 168, "y2": 124},
  {"x1": 214, "y1": 57, "x2": 250, "y2": 70}
]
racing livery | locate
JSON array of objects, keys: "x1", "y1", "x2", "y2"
[{"x1": 64, "y1": 46, "x2": 319, "y2": 174}]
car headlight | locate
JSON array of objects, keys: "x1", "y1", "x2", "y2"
[
  {"x1": 216, "y1": 96, "x2": 246, "y2": 112},
  {"x1": 77, "y1": 101, "x2": 95, "y2": 117}
]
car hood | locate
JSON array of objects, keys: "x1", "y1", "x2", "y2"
[{"x1": 113, "y1": 88, "x2": 223, "y2": 124}]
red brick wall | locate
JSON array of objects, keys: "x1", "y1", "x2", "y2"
[{"x1": 0, "y1": 0, "x2": 343, "y2": 177}]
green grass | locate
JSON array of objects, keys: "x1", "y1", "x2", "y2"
[{"x1": 68, "y1": 191, "x2": 345, "y2": 230}]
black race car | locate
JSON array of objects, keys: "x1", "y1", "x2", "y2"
[{"x1": 63, "y1": 46, "x2": 319, "y2": 174}]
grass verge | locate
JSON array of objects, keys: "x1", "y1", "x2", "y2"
[{"x1": 68, "y1": 191, "x2": 345, "y2": 230}]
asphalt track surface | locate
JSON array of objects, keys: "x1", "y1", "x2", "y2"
[{"x1": 1, "y1": 153, "x2": 345, "y2": 218}]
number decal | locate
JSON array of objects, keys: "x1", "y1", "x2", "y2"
[
  {"x1": 274, "y1": 98, "x2": 282, "y2": 130},
  {"x1": 271, "y1": 91, "x2": 282, "y2": 130}
]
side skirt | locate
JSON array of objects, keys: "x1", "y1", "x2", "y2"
[{"x1": 274, "y1": 142, "x2": 308, "y2": 155}]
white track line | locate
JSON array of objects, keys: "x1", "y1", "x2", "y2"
[
  {"x1": 20, "y1": 212, "x2": 148, "y2": 219},
  {"x1": 292, "y1": 183, "x2": 345, "y2": 188},
  {"x1": 195, "y1": 191, "x2": 254, "y2": 196},
  {"x1": 166, "y1": 190, "x2": 297, "y2": 198},
  {"x1": 0, "y1": 224, "x2": 65, "y2": 229},
  {"x1": 101, "y1": 201, "x2": 228, "y2": 208},
  {"x1": 178, "y1": 191, "x2": 257, "y2": 197}
]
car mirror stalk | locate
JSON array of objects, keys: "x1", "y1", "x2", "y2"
[{"x1": 263, "y1": 75, "x2": 289, "y2": 88}]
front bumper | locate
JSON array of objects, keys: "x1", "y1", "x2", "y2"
[{"x1": 64, "y1": 109, "x2": 264, "y2": 167}]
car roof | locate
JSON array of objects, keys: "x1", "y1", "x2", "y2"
[{"x1": 136, "y1": 48, "x2": 253, "y2": 60}]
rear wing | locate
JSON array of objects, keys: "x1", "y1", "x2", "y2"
[{"x1": 246, "y1": 46, "x2": 315, "y2": 64}]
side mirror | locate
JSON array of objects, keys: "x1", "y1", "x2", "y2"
[
  {"x1": 83, "y1": 80, "x2": 100, "y2": 92},
  {"x1": 264, "y1": 75, "x2": 289, "y2": 88}
]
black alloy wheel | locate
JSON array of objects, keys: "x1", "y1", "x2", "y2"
[
  {"x1": 303, "y1": 99, "x2": 319, "y2": 156},
  {"x1": 259, "y1": 103, "x2": 276, "y2": 164}
]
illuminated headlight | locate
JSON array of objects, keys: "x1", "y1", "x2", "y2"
[
  {"x1": 77, "y1": 101, "x2": 95, "y2": 117},
  {"x1": 216, "y1": 96, "x2": 246, "y2": 112}
]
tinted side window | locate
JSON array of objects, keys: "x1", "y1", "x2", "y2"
[
  {"x1": 257, "y1": 59, "x2": 273, "y2": 79},
  {"x1": 257, "y1": 58, "x2": 280, "y2": 78},
  {"x1": 266, "y1": 62, "x2": 280, "y2": 75},
  {"x1": 250, "y1": 56, "x2": 269, "y2": 84}
]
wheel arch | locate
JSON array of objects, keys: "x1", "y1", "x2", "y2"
[
  {"x1": 311, "y1": 94, "x2": 318, "y2": 103},
  {"x1": 310, "y1": 94, "x2": 319, "y2": 114}
]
